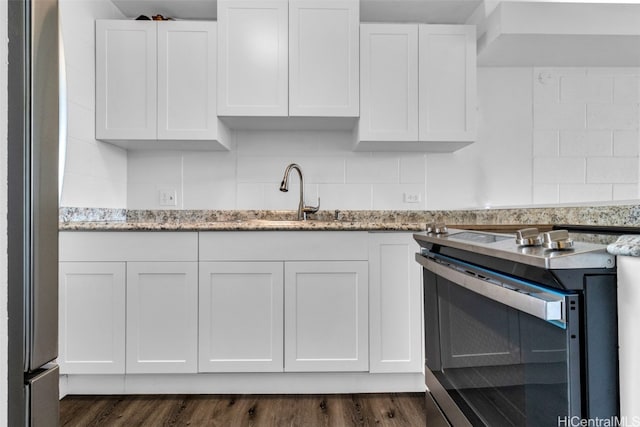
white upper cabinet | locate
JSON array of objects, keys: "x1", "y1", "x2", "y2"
[
  {"x1": 96, "y1": 21, "x2": 157, "y2": 141},
  {"x1": 356, "y1": 23, "x2": 476, "y2": 152},
  {"x1": 96, "y1": 20, "x2": 229, "y2": 149},
  {"x1": 217, "y1": 0, "x2": 289, "y2": 116},
  {"x1": 289, "y1": 0, "x2": 359, "y2": 117},
  {"x1": 157, "y1": 21, "x2": 219, "y2": 140},
  {"x1": 359, "y1": 24, "x2": 418, "y2": 142},
  {"x1": 217, "y1": 0, "x2": 359, "y2": 119},
  {"x1": 419, "y1": 25, "x2": 476, "y2": 144}
]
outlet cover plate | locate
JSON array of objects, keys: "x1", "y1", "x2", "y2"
[{"x1": 159, "y1": 188, "x2": 177, "y2": 206}]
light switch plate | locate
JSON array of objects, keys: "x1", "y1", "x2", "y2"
[{"x1": 403, "y1": 192, "x2": 422, "y2": 203}]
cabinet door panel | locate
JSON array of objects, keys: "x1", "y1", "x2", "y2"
[
  {"x1": 369, "y1": 233, "x2": 422, "y2": 373},
  {"x1": 289, "y1": 0, "x2": 359, "y2": 116},
  {"x1": 58, "y1": 262, "x2": 125, "y2": 374},
  {"x1": 157, "y1": 21, "x2": 217, "y2": 140},
  {"x1": 199, "y1": 262, "x2": 284, "y2": 372},
  {"x1": 126, "y1": 262, "x2": 198, "y2": 373},
  {"x1": 419, "y1": 25, "x2": 476, "y2": 142},
  {"x1": 285, "y1": 261, "x2": 368, "y2": 372},
  {"x1": 96, "y1": 20, "x2": 156, "y2": 140},
  {"x1": 217, "y1": 0, "x2": 288, "y2": 116},
  {"x1": 359, "y1": 24, "x2": 418, "y2": 141}
]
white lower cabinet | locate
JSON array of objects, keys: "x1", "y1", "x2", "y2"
[
  {"x1": 284, "y1": 261, "x2": 369, "y2": 372},
  {"x1": 126, "y1": 262, "x2": 198, "y2": 374},
  {"x1": 58, "y1": 262, "x2": 126, "y2": 374},
  {"x1": 58, "y1": 232, "x2": 199, "y2": 376},
  {"x1": 59, "y1": 231, "x2": 424, "y2": 394},
  {"x1": 198, "y1": 259, "x2": 369, "y2": 373},
  {"x1": 368, "y1": 233, "x2": 423, "y2": 373},
  {"x1": 199, "y1": 262, "x2": 284, "y2": 372}
]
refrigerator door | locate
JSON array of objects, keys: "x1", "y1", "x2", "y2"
[
  {"x1": 28, "y1": 0, "x2": 59, "y2": 373},
  {"x1": 26, "y1": 365, "x2": 60, "y2": 427},
  {"x1": 8, "y1": 0, "x2": 59, "y2": 424}
]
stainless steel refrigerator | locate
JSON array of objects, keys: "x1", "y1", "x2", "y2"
[{"x1": 8, "y1": 0, "x2": 60, "y2": 425}]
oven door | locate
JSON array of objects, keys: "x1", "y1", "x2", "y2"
[{"x1": 418, "y1": 252, "x2": 581, "y2": 427}]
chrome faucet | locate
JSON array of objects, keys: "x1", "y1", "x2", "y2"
[{"x1": 279, "y1": 163, "x2": 320, "y2": 220}]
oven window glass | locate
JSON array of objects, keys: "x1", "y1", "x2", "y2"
[{"x1": 432, "y1": 277, "x2": 569, "y2": 426}]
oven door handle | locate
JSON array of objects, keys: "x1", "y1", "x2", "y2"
[{"x1": 416, "y1": 254, "x2": 564, "y2": 322}]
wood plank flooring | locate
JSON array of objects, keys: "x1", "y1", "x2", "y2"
[{"x1": 60, "y1": 393, "x2": 426, "y2": 427}]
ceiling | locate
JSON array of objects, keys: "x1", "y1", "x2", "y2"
[{"x1": 110, "y1": 0, "x2": 482, "y2": 23}]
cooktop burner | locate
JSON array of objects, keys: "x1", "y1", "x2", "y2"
[{"x1": 414, "y1": 227, "x2": 616, "y2": 270}]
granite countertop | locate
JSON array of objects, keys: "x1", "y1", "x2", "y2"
[
  {"x1": 59, "y1": 209, "x2": 429, "y2": 231},
  {"x1": 59, "y1": 204, "x2": 640, "y2": 232}
]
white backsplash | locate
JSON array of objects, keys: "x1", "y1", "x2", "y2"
[
  {"x1": 58, "y1": 0, "x2": 640, "y2": 210},
  {"x1": 59, "y1": 0, "x2": 128, "y2": 209}
]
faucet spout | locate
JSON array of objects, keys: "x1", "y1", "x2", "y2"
[{"x1": 279, "y1": 163, "x2": 319, "y2": 220}]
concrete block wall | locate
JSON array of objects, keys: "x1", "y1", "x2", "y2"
[{"x1": 532, "y1": 67, "x2": 640, "y2": 204}]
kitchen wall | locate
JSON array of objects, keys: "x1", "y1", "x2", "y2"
[
  {"x1": 58, "y1": 3, "x2": 640, "y2": 211},
  {"x1": 59, "y1": 0, "x2": 128, "y2": 208},
  {"x1": 532, "y1": 67, "x2": 640, "y2": 204},
  {"x1": 128, "y1": 68, "x2": 535, "y2": 211}
]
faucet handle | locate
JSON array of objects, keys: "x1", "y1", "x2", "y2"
[{"x1": 303, "y1": 197, "x2": 320, "y2": 215}]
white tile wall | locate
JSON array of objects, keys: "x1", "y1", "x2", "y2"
[
  {"x1": 127, "y1": 130, "x2": 429, "y2": 210},
  {"x1": 425, "y1": 68, "x2": 535, "y2": 209},
  {"x1": 532, "y1": 67, "x2": 640, "y2": 204},
  {"x1": 59, "y1": 0, "x2": 128, "y2": 208}
]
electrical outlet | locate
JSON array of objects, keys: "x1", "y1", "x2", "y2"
[
  {"x1": 159, "y1": 188, "x2": 177, "y2": 206},
  {"x1": 403, "y1": 192, "x2": 422, "y2": 203}
]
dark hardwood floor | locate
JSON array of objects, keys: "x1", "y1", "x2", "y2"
[{"x1": 60, "y1": 393, "x2": 426, "y2": 427}]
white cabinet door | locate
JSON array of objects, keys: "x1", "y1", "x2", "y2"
[
  {"x1": 419, "y1": 25, "x2": 476, "y2": 142},
  {"x1": 126, "y1": 262, "x2": 198, "y2": 374},
  {"x1": 368, "y1": 233, "x2": 422, "y2": 373},
  {"x1": 284, "y1": 261, "x2": 368, "y2": 372},
  {"x1": 157, "y1": 21, "x2": 219, "y2": 140},
  {"x1": 199, "y1": 262, "x2": 284, "y2": 372},
  {"x1": 96, "y1": 20, "x2": 157, "y2": 140},
  {"x1": 359, "y1": 24, "x2": 418, "y2": 142},
  {"x1": 289, "y1": 0, "x2": 359, "y2": 117},
  {"x1": 217, "y1": 0, "x2": 289, "y2": 116},
  {"x1": 58, "y1": 262, "x2": 126, "y2": 374}
]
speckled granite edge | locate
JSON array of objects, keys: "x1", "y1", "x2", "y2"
[
  {"x1": 59, "y1": 207, "x2": 127, "y2": 223},
  {"x1": 607, "y1": 235, "x2": 640, "y2": 256},
  {"x1": 59, "y1": 205, "x2": 640, "y2": 231}
]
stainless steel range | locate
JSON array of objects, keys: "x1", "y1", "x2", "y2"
[{"x1": 414, "y1": 226, "x2": 619, "y2": 426}]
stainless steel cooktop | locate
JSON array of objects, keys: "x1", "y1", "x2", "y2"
[{"x1": 414, "y1": 227, "x2": 616, "y2": 270}]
